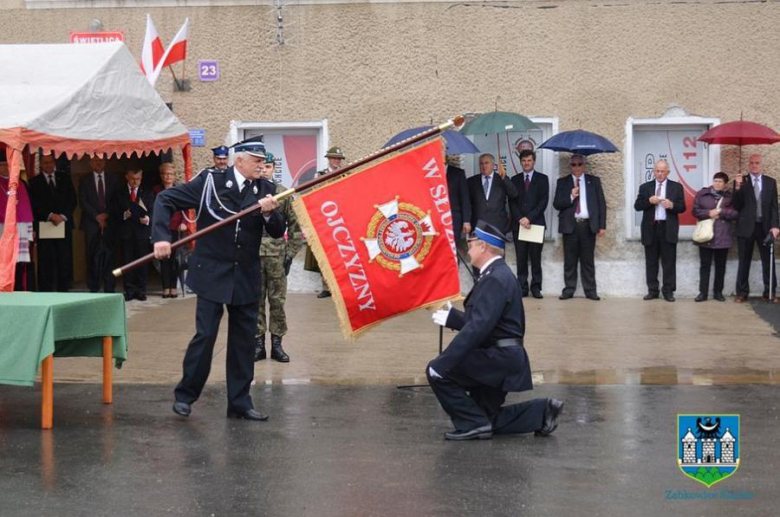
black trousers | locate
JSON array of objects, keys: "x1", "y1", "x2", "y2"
[
  {"x1": 14, "y1": 261, "x2": 35, "y2": 291},
  {"x1": 736, "y1": 222, "x2": 777, "y2": 297},
  {"x1": 513, "y1": 236, "x2": 543, "y2": 294},
  {"x1": 562, "y1": 221, "x2": 597, "y2": 296},
  {"x1": 175, "y1": 296, "x2": 259, "y2": 412},
  {"x1": 699, "y1": 247, "x2": 728, "y2": 296},
  {"x1": 427, "y1": 366, "x2": 547, "y2": 434},
  {"x1": 85, "y1": 230, "x2": 115, "y2": 293},
  {"x1": 644, "y1": 221, "x2": 677, "y2": 296},
  {"x1": 37, "y1": 234, "x2": 73, "y2": 292},
  {"x1": 121, "y1": 238, "x2": 151, "y2": 297}
]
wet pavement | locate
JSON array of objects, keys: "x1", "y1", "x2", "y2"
[{"x1": 0, "y1": 383, "x2": 777, "y2": 516}]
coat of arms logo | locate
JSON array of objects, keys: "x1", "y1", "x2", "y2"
[
  {"x1": 677, "y1": 414, "x2": 740, "y2": 487},
  {"x1": 362, "y1": 197, "x2": 437, "y2": 277}
]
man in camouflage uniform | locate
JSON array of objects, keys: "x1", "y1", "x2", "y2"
[{"x1": 255, "y1": 152, "x2": 304, "y2": 362}]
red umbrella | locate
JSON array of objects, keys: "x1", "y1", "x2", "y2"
[{"x1": 698, "y1": 120, "x2": 780, "y2": 146}]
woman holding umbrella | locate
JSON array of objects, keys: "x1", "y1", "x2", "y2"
[{"x1": 153, "y1": 162, "x2": 187, "y2": 298}]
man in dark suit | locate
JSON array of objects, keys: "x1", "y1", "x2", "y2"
[
  {"x1": 553, "y1": 154, "x2": 607, "y2": 300},
  {"x1": 634, "y1": 160, "x2": 686, "y2": 302},
  {"x1": 111, "y1": 164, "x2": 155, "y2": 301},
  {"x1": 426, "y1": 220, "x2": 563, "y2": 441},
  {"x1": 29, "y1": 153, "x2": 77, "y2": 292},
  {"x1": 79, "y1": 155, "x2": 118, "y2": 293},
  {"x1": 153, "y1": 137, "x2": 285, "y2": 421},
  {"x1": 446, "y1": 158, "x2": 472, "y2": 242},
  {"x1": 510, "y1": 150, "x2": 549, "y2": 298},
  {"x1": 732, "y1": 154, "x2": 780, "y2": 303},
  {"x1": 468, "y1": 153, "x2": 518, "y2": 235}
]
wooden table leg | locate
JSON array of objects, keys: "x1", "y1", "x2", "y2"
[
  {"x1": 41, "y1": 355, "x2": 53, "y2": 430},
  {"x1": 102, "y1": 336, "x2": 113, "y2": 404}
]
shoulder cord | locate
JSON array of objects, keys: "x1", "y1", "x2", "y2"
[{"x1": 181, "y1": 173, "x2": 238, "y2": 223}]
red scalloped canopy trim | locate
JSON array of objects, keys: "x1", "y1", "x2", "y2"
[{"x1": 0, "y1": 127, "x2": 190, "y2": 159}]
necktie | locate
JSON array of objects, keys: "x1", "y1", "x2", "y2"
[
  {"x1": 574, "y1": 177, "x2": 581, "y2": 215},
  {"x1": 654, "y1": 182, "x2": 663, "y2": 221},
  {"x1": 754, "y1": 177, "x2": 762, "y2": 220},
  {"x1": 483, "y1": 176, "x2": 490, "y2": 199},
  {"x1": 97, "y1": 174, "x2": 106, "y2": 212},
  {"x1": 47, "y1": 174, "x2": 55, "y2": 189},
  {"x1": 130, "y1": 187, "x2": 137, "y2": 203},
  {"x1": 524, "y1": 174, "x2": 530, "y2": 191}
]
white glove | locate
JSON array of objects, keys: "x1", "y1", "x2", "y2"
[{"x1": 431, "y1": 301, "x2": 452, "y2": 327}]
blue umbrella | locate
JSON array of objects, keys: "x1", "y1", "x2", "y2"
[
  {"x1": 538, "y1": 130, "x2": 620, "y2": 155},
  {"x1": 384, "y1": 126, "x2": 481, "y2": 155}
]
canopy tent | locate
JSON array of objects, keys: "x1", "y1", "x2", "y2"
[{"x1": 0, "y1": 42, "x2": 192, "y2": 291}]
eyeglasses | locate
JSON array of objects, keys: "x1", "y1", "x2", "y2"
[{"x1": 570, "y1": 163, "x2": 584, "y2": 167}]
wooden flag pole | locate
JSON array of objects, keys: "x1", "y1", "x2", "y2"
[{"x1": 113, "y1": 116, "x2": 464, "y2": 278}]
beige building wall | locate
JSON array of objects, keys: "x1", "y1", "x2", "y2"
[{"x1": 2, "y1": 1, "x2": 780, "y2": 295}]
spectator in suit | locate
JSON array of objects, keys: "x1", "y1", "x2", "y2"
[
  {"x1": 553, "y1": 154, "x2": 606, "y2": 301},
  {"x1": 446, "y1": 156, "x2": 472, "y2": 243},
  {"x1": 447, "y1": 156, "x2": 471, "y2": 243},
  {"x1": 634, "y1": 160, "x2": 687, "y2": 302},
  {"x1": 692, "y1": 172, "x2": 739, "y2": 302},
  {"x1": 79, "y1": 155, "x2": 118, "y2": 293},
  {"x1": 153, "y1": 162, "x2": 187, "y2": 298},
  {"x1": 468, "y1": 153, "x2": 518, "y2": 236},
  {"x1": 510, "y1": 150, "x2": 549, "y2": 298},
  {"x1": 111, "y1": 163, "x2": 154, "y2": 301},
  {"x1": 732, "y1": 154, "x2": 780, "y2": 303},
  {"x1": 29, "y1": 153, "x2": 77, "y2": 292}
]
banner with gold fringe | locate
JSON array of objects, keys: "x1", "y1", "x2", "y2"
[{"x1": 292, "y1": 137, "x2": 461, "y2": 338}]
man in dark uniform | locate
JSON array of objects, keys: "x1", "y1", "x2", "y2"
[
  {"x1": 426, "y1": 220, "x2": 563, "y2": 441},
  {"x1": 29, "y1": 152, "x2": 77, "y2": 292},
  {"x1": 152, "y1": 137, "x2": 285, "y2": 421},
  {"x1": 211, "y1": 145, "x2": 229, "y2": 171}
]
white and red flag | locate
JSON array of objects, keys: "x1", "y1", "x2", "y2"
[
  {"x1": 139, "y1": 14, "x2": 164, "y2": 77},
  {"x1": 142, "y1": 16, "x2": 190, "y2": 87}
]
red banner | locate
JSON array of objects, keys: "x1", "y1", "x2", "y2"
[{"x1": 293, "y1": 138, "x2": 461, "y2": 337}]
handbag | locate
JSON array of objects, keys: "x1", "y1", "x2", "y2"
[{"x1": 692, "y1": 197, "x2": 723, "y2": 244}]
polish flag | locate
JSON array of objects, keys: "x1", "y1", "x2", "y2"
[
  {"x1": 148, "y1": 18, "x2": 189, "y2": 86},
  {"x1": 140, "y1": 14, "x2": 164, "y2": 77}
]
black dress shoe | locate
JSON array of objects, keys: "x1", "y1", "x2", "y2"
[
  {"x1": 536, "y1": 398, "x2": 564, "y2": 437},
  {"x1": 124, "y1": 292, "x2": 133, "y2": 302},
  {"x1": 444, "y1": 424, "x2": 492, "y2": 441},
  {"x1": 173, "y1": 401, "x2": 191, "y2": 417},
  {"x1": 559, "y1": 293, "x2": 573, "y2": 300},
  {"x1": 136, "y1": 294, "x2": 147, "y2": 301},
  {"x1": 317, "y1": 290, "x2": 332, "y2": 298},
  {"x1": 713, "y1": 293, "x2": 726, "y2": 302},
  {"x1": 532, "y1": 291, "x2": 543, "y2": 299},
  {"x1": 270, "y1": 334, "x2": 290, "y2": 363},
  {"x1": 521, "y1": 292, "x2": 529, "y2": 298},
  {"x1": 227, "y1": 408, "x2": 269, "y2": 421},
  {"x1": 643, "y1": 293, "x2": 659, "y2": 301},
  {"x1": 695, "y1": 293, "x2": 707, "y2": 302},
  {"x1": 254, "y1": 335, "x2": 266, "y2": 362},
  {"x1": 663, "y1": 294, "x2": 675, "y2": 302},
  {"x1": 586, "y1": 293, "x2": 600, "y2": 301}
]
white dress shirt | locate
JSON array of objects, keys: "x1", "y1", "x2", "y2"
[
  {"x1": 481, "y1": 173, "x2": 494, "y2": 200},
  {"x1": 654, "y1": 180, "x2": 667, "y2": 221}
]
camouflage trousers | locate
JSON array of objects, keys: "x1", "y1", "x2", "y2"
[{"x1": 256, "y1": 255, "x2": 288, "y2": 337}]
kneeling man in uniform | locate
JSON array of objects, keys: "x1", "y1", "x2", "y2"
[{"x1": 426, "y1": 220, "x2": 564, "y2": 440}]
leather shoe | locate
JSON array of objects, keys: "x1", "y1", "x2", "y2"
[
  {"x1": 536, "y1": 398, "x2": 564, "y2": 437},
  {"x1": 173, "y1": 401, "x2": 191, "y2": 417},
  {"x1": 559, "y1": 293, "x2": 573, "y2": 300},
  {"x1": 254, "y1": 335, "x2": 266, "y2": 362},
  {"x1": 735, "y1": 295, "x2": 747, "y2": 303},
  {"x1": 136, "y1": 293, "x2": 147, "y2": 301},
  {"x1": 532, "y1": 291, "x2": 543, "y2": 299},
  {"x1": 586, "y1": 293, "x2": 600, "y2": 301},
  {"x1": 663, "y1": 294, "x2": 675, "y2": 302},
  {"x1": 227, "y1": 408, "x2": 269, "y2": 421},
  {"x1": 714, "y1": 293, "x2": 726, "y2": 302},
  {"x1": 317, "y1": 290, "x2": 332, "y2": 298},
  {"x1": 444, "y1": 424, "x2": 492, "y2": 441},
  {"x1": 124, "y1": 292, "x2": 133, "y2": 302},
  {"x1": 643, "y1": 293, "x2": 659, "y2": 301},
  {"x1": 695, "y1": 293, "x2": 707, "y2": 302}
]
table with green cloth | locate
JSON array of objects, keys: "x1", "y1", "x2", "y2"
[{"x1": 0, "y1": 292, "x2": 128, "y2": 428}]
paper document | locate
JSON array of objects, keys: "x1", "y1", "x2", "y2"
[
  {"x1": 39, "y1": 221, "x2": 65, "y2": 239},
  {"x1": 518, "y1": 224, "x2": 545, "y2": 244}
]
